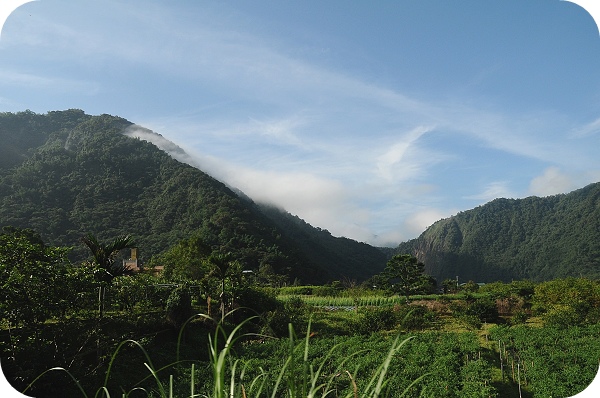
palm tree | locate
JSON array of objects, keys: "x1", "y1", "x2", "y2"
[
  {"x1": 81, "y1": 233, "x2": 135, "y2": 318},
  {"x1": 208, "y1": 252, "x2": 234, "y2": 323}
]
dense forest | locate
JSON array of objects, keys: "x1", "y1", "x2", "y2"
[
  {"x1": 0, "y1": 110, "x2": 387, "y2": 284},
  {"x1": 396, "y1": 183, "x2": 600, "y2": 283}
]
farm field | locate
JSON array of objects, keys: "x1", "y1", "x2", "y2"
[{"x1": 2, "y1": 277, "x2": 600, "y2": 398}]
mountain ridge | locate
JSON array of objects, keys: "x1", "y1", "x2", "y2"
[
  {"x1": 395, "y1": 183, "x2": 600, "y2": 283},
  {"x1": 0, "y1": 110, "x2": 388, "y2": 283}
]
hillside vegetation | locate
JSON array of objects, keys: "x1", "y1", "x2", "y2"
[
  {"x1": 396, "y1": 184, "x2": 600, "y2": 283},
  {"x1": 0, "y1": 110, "x2": 387, "y2": 283}
]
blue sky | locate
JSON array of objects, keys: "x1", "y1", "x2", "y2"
[{"x1": 1, "y1": 0, "x2": 600, "y2": 246}]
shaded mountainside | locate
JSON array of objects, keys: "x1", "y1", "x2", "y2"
[
  {"x1": 259, "y1": 204, "x2": 389, "y2": 282},
  {"x1": 0, "y1": 110, "x2": 387, "y2": 283},
  {"x1": 396, "y1": 184, "x2": 600, "y2": 283}
]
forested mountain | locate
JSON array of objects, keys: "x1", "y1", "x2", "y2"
[
  {"x1": 259, "y1": 204, "x2": 389, "y2": 282},
  {"x1": 396, "y1": 183, "x2": 600, "y2": 283},
  {"x1": 0, "y1": 110, "x2": 387, "y2": 283}
]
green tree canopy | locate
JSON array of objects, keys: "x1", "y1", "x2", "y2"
[
  {"x1": 382, "y1": 254, "x2": 430, "y2": 301},
  {"x1": 151, "y1": 233, "x2": 212, "y2": 281},
  {"x1": 0, "y1": 227, "x2": 72, "y2": 326}
]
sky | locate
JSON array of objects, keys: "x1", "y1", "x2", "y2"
[{"x1": 1, "y1": 0, "x2": 600, "y2": 247}]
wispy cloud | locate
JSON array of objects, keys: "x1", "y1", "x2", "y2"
[
  {"x1": 0, "y1": 68, "x2": 99, "y2": 94},
  {"x1": 375, "y1": 126, "x2": 433, "y2": 182},
  {"x1": 528, "y1": 167, "x2": 581, "y2": 197},
  {"x1": 465, "y1": 181, "x2": 517, "y2": 202},
  {"x1": 404, "y1": 208, "x2": 456, "y2": 236},
  {"x1": 569, "y1": 117, "x2": 600, "y2": 138}
]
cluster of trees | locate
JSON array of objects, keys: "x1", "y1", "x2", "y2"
[
  {"x1": 3, "y1": 224, "x2": 600, "y2": 397},
  {"x1": 0, "y1": 226, "x2": 301, "y2": 395},
  {"x1": 0, "y1": 227, "x2": 93, "y2": 327},
  {"x1": 0, "y1": 226, "x2": 286, "y2": 329}
]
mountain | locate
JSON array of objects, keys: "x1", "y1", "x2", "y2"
[
  {"x1": 0, "y1": 110, "x2": 387, "y2": 283},
  {"x1": 259, "y1": 204, "x2": 389, "y2": 282},
  {"x1": 396, "y1": 183, "x2": 600, "y2": 283}
]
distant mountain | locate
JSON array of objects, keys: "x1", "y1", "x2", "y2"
[
  {"x1": 396, "y1": 183, "x2": 600, "y2": 283},
  {"x1": 0, "y1": 110, "x2": 387, "y2": 283},
  {"x1": 259, "y1": 204, "x2": 389, "y2": 282}
]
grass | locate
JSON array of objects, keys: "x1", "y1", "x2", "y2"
[
  {"x1": 22, "y1": 311, "x2": 425, "y2": 398},
  {"x1": 277, "y1": 292, "x2": 488, "y2": 309}
]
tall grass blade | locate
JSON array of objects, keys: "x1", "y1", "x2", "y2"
[{"x1": 22, "y1": 367, "x2": 89, "y2": 398}]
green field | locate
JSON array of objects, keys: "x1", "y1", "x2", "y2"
[{"x1": 3, "y1": 279, "x2": 600, "y2": 398}]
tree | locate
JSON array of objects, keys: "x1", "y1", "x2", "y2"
[
  {"x1": 442, "y1": 278, "x2": 459, "y2": 294},
  {"x1": 533, "y1": 277, "x2": 600, "y2": 327},
  {"x1": 382, "y1": 254, "x2": 429, "y2": 301},
  {"x1": 462, "y1": 280, "x2": 480, "y2": 293},
  {"x1": 152, "y1": 233, "x2": 212, "y2": 281},
  {"x1": 165, "y1": 286, "x2": 192, "y2": 329},
  {"x1": 0, "y1": 227, "x2": 72, "y2": 326},
  {"x1": 208, "y1": 253, "x2": 233, "y2": 322},
  {"x1": 81, "y1": 233, "x2": 135, "y2": 318},
  {"x1": 207, "y1": 252, "x2": 243, "y2": 322}
]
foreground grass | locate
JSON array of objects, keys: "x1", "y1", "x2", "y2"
[
  {"x1": 22, "y1": 313, "x2": 427, "y2": 398},
  {"x1": 12, "y1": 292, "x2": 600, "y2": 397}
]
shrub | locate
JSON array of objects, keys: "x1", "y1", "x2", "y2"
[
  {"x1": 510, "y1": 309, "x2": 528, "y2": 325},
  {"x1": 278, "y1": 286, "x2": 313, "y2": 295},
  {"x1": 465, "y1": 297, "x2": 499, "y2": 323},
  {"x1": 586, "y1": 306, "x2": 600, "y2": 324},
  {"x1": 356, "y1": 306, "x2": 398, "y2": 334},
  {"x1": 398, "y1": 305, "x2": 437, "y2": 331},
  {"x1": 263, "y1": 296, "x2": 309, "y2": 337},
  {"x1": 450, "y1": 297, "x2": 498, "y2": 329},
  {"x1": 312, "y1": 285, "x2": 342, "y2": 296},
  {"x1": 543, "y1": 305, "x2": 583, "y2": 328},
  {"x1": 165, "y1": 286, "x2": 192, "y2": 329}
]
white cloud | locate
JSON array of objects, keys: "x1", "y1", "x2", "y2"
[
  {"x1": 375, "y1": 126, "x2": 432, "y2": 182},
  {"x1": 126, "y1": 127, "x2": 381, "y2": 242},
  {"x1": 404, "y1": 209, "x2": 454, "y2": 236},
  {"x1": 569, "y1": 117, "x2": 600, "y2": 138},
  {"x1": 96, "y1": 3, "x2": 600, "y2": 245},
  {"x1": 528, "y1": 167, "x2": 578, "y2": 196}
]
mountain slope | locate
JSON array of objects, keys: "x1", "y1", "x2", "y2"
[
  {"x1": 396, "y1": 183, "x2": 600, "y2": 282},
  {"x1": 0, "y1": 110, "x2": 387, "y2": 283},
  {"x1": 259, "y1": 204, "x2": 389, "y2": 282}
]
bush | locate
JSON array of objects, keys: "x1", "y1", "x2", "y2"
[
  {"x1": 278, "y1": 286, "x2": 313, "y2": 295},
  {"x1": 543, "y1": 305, "x2": 583, "y2": 328},
  {"x1": 262, "y1": 296, "x2": 309, "y2": 337},
  {"x1": 465, "y1": 297, "x2": 499, "y2": 323},
  {"x1": 586, "y1": 307, "x2": 600, "y2": 324},
  {"x1": 450, "y1": 297, "x2": 498, "y2": 329},
  {"x1": 312, "y1": 285, "x2": 342, "y2": 296},
  {"x1": 356, "y1": 306, "x2": 398, "y2": 334},
  {"x1": 165, "y1": 286, "x2": 192, "y2": 329},
  {"x1": 510, "y1": 309, "x2": 529, "y2": 325},
  {"x1": 398, "y1": 305, "x2": 436, "y2": 331}
]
